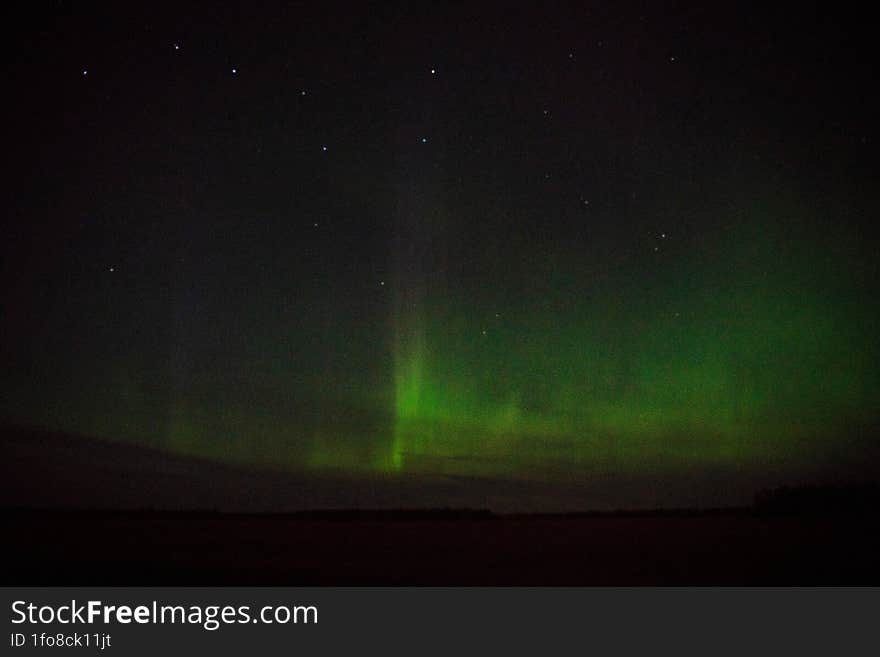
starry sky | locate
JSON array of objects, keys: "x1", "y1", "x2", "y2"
[{"x1": 2, "y1": 2, "x2": 879, "y2": 508}]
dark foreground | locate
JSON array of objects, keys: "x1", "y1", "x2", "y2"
[{"x1": 6, "y1": 509, "x2": 880, "y2": 585}]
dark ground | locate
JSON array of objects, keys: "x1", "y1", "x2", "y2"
[
  {"x1": 6, "y1": 508, "x2": 880, "y2": 585},
  {"x1": 4, "y1": 425, "x2": 879, "y2": 585}
]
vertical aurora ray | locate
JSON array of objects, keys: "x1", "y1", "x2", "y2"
[
  {"x1": 390, "y1": 284, "x2": 426, "y2": 471},
  {"x1": 389, "y1": 162, "x2": 438, "y2": 472}
]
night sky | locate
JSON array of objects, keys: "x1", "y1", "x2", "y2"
[{"x1": 3, "y1": 2, "x2": 879, "y2": 509}]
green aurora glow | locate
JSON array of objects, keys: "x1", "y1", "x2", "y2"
[
  {"x1": 383, "y1": 202, "x2": 879, "y2": 479},
  {"x1": 3, "y1": 190, "x2": 879, "y2": 490}
]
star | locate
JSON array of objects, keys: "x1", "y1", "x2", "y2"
[
  {"x1": 379, "y1": 280, "x2": 385, "y2": 286},
  {"x1": 81, "y1": 69, "x2": 88, "y2": 76},
  {"x1": 430, "y1": 68, "x2": 436, "y2": 75},
  {"x1": 108, "y1": 266, "x2": 115, "y2": 272},
  {"x1": 321, "y1": 145, "x2": 328, "y2": 152},
  {"x1": 231, "y1": 68, "x2": 238, "y2": 74},
  {"x1": 173, "y1": 43, "x2": 180, "y2": 51},
  {"x1": 420, "y1": 137, "x2": 428, "y2": 144}
]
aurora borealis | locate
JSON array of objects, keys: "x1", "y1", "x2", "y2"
[
  {"x1": 384, "y1": 186, "x2": 879, "y2": 481},
  {"x1": 2, "y1": 2, "x2": 879, "y2": 509}
]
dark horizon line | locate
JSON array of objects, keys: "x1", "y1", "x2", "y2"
[{"x1": 5, "y1": 499, "x2": 878, "y2": 519}]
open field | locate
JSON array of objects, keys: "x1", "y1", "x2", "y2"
[{"x1": 7, "y1": 508, "x2": 879, "y2": 585}]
